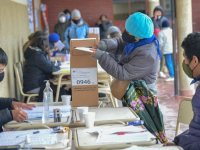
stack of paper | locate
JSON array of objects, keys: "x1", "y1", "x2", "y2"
[{"x1": 23, "y1": 105, "x2": 71, "y2": 119}]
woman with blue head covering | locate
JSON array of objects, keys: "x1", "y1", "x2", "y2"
[{"x1": 90, "y1": 12, "x2": 167, "y2": 143}]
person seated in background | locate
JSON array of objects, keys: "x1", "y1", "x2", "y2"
[
  {"x1": 23, "y1": 31, "x2": 66, "y2": 102},
  {"x1": 0, "y1": 47, "x2": 36, "y2": 132},
  {"x1": 158, "y1": 20, "x2": 174, "y2": 82},
  {"x1": 95, "y1": 14, "x2": 112, "y2": 40},
  {"x1": 49, "y1": 33, "x2": 68, "y2": 55},
  {"x1": 54, "y1": 12, "x2": 69, "y2": 44},
  {"x1": 64, "y1": 9, "x2": 89, "y2": 50},
  {"x1": 107, "y1": 26, "x2": 122, "y2": 62},
  {"x1": 63, "y1": 9, "x2": 71, "y2": 21},
  {"x1": 165, "y1": 32, "x2": 200, "y2": 149},
  {"x1": 23, "y1": 33, "x2": 35, "y2": 53}
]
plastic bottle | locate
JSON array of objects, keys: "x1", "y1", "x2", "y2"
[
  {"x1": 23, "y1": 135, "x2": 32, "y2": 150},
  {"x1": 44, "y1": 80, "x2": 53, "y2": 104},
  {"x1": 42, "y1": 93, "x2": 50, "y2": 122}
]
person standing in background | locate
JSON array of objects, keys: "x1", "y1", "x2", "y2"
[
  {"x1": 63, "y1": 9, "x2": 71, "y2": 21},
  {"x1": 54, "y1": 12, "x2": 69, "y2": 43},
  {"x1": 158, "y1": 20, "x2": 174, "y2": 82},
  {"x1": 152, "y1": 6, "x2": 168, "y2": 78},
  {"x1": 107, "y1": 26, "x2": 122, "y2": 62},
  {"x1": 64, "y1": 9, "x2": 89, "y2": 50},
  {"x1": 96, "y1": 15, "x2": 112, "y2": 40}
]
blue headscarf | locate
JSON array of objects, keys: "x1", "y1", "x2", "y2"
[{"x1": 124, "y1": 35, "x2": 162, "y2": 59}]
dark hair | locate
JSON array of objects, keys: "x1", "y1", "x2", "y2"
[
  {"x1": 0, "y1": 48, "x2": 8, "y2": 66},
  {"x1": 30, "y1": 31, "x2": 50, "y2": 54},
  {"x1": 182, "y1": 32, "x2": 200, "y2": 62},
  {"x1": 64, "y1": 9, "x2": 71, "y2": 14},
  {"x1": 100, "y1": 14, "x2": 108, "y2": 20},
  {"x1": 110, "y1": 32, "x2": 121, "y2": 38}
]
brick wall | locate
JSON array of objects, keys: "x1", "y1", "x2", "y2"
[
  {"x1": 192, "y1": 0, "x2": 200, "y2": 32},
  {"x1": 41, "y1": 0, "x2": 116, "y2": 33}
]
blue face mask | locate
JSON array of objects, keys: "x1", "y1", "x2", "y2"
[{"x1": 66, "y1": 14, "x2": 70, "y2": 20}]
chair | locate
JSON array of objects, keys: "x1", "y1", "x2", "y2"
[
  {"x1": 175, "y1": 97, "x2": 193, "y2": 136},
  {"x1": 14, "y1": 62, "x2": 38, "y2": 103}
]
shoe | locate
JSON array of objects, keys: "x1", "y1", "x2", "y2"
[
  {"x1": 158, "y1": 72, "x2": 166, "y2": 78},
  {"x1": 165, "y1": 77, "x2": 174, "y2": 82}
]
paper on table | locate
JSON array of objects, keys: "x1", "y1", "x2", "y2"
[
  {"x1": 0, "y1": 129, "x2": 58, "y2": 146},
  {"x1": 75, "y1": 47, "x2": 93, "y2": 52},
  {"x1": 55, "y1": 40, "x2": 65, "y2": 51},
  {"x1": 23, "y1": 105, "x2": 71, "y2": 113},
  {"x1": 124, "y1": 146, "x2": 156, "y2": 150}
]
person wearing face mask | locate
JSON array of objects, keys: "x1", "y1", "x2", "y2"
[
  {"x1": 90, "y1": 12, "x2": 167, "y2": 143},
  {"x1": 95, "y1": 14, "x2": 112, "y2": 40},
  {"x1": 91, "y1": 12, "x2": 161, "y2": 94},
  {"x1": 63, "y1": 9, "x2": 71, "y2": 21},
  {"x1": 23, "y1": 31, "x2": 66, "y2": 102},
  {"x1": 107, "y1": 26, "x2": 122, "y2": 62},
  {"x1": 152, "y1": 6, "x2": 168, "y2": 79},
  {"x1": 54, "y1": 12, "x2": 69, "y2": 43},
  {"x1": 0, "y1": 48, "x2": 36, "y2": 132},
  {"x1": 164, "y1": 32, "x2": 200, "y2": 149},
  {"x1": 64, "y1": 9, "x2": 89, "y2": 50}
]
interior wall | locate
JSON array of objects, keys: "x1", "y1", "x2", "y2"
[{"x1": 0, "y1": 0, "x2": 41, "y2": 99}]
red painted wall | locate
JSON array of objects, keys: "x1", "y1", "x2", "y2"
[
  {"x1": 41, "y1": 0, "x2": 118, "y2": 33},
  {"x1": 192, "y1": 0, "x2": 200, "y2": 32}
]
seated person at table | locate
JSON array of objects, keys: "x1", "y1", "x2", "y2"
[
  {"x1": 23, "y1": 31, "x2": 66, "y2": 102},
  {"x1": 49, "y1": 33, "x2": 68, "y2": 55},
  {"x1": 165, "y1": 32, "x2": 200, "y2": 149},
  {"x1": 0, "y1": 47, "x2": 35, "y2": 132}
]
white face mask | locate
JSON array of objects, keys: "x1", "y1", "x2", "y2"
[
  {"x1": 59, "y1": 17, "x2": 66, "y2": 23},
  {"x1": 107, "y1": 34, "x2": 110, "y2": 39}
]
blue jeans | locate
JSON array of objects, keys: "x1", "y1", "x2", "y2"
[{"x1": 164, "y1": 54, "x2": 174, "y2": 78}]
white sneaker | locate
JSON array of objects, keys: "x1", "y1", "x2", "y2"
[
  {"x1": 158, "y1": 72, "x2": 166, "y2": 78},
  {"x1": 165, "y1": 77, "x2": 174, "y2": 82}
]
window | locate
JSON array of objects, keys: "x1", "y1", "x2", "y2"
[{"x1": 113, "y1": 0, "x2": 145, "y2": 20}]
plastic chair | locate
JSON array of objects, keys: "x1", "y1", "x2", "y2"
[
  {"x1": 175, "y1": 97, "x2": 193, "y2": 136},
  {"x1": 14, "y1": 62, "x2": 38, "y2": 103}
]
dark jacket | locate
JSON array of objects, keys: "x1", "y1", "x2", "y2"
[
  {"x1": 54, "y1": 21, "x2": 69, "y2": 42},
  {"x1": 96, "y1": 20, "x2": 112, "y2": 40},
  {"x1": 23, "y1": 46, "x2": 60, "y2": 93},
  {"x1": 151, "y1": 6, "x2": 168, "y2": 37},
  {"x1": 174, "y1": 83, "x2": 200, "y2": 150},
  {"x1": 0, "y1": 98, "x2": 18, "y2": 132}
]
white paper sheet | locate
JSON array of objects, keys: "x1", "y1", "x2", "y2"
[
  {"x1": 75, "y1": 47, "x2": 93, "y2": 52},
  {"x1": 23, "y1": 105, "x2": 71, "y2": 113},
  {"x1": 55, "y1": 40, "x2": 65, "y2": 51},
  {"x1": 0, "y1": 129, "x2": 58, "y2": 146}
]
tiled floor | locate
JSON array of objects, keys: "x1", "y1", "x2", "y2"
[{"x1": 156, "y1": 78, "x2": 190, "y2": 142}]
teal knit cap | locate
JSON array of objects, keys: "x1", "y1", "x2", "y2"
[{"x1": 125, "y1": 12, "x2": 154, "y2": 39}]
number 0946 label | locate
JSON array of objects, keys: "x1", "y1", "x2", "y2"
[{"x1": 71, "y1": 68, "x2": 97, "y2": 86}]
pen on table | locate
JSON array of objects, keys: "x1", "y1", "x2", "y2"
[
  {"x1": 16, "y1": 131, "x2": 40, "y2": 138},
  {"x1": 116, "y1": 130, "x2": 147, "y2": 135}
]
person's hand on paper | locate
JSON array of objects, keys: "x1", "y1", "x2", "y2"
[
  {"x1": 54, "y1": 46, "x2": 59, "y2": 51},
  {"x1": 12, "y1": 101, "x2": 36, "y2": 110},
  {"x1": 12, "y1": 109, "x2": 28, "y2": 122},
  {"x1": 90, "y1": 45, "x2": 98, "y2": 56}
]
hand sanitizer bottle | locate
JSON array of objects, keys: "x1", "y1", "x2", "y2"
[
  {"x1": 23, "y1": 135, "x2": 32, "y2": 150},
  {"x1": 44, "y1": 80, "x2": 53, "y2": 105},
  {"x1": 42, "y1": 92, "x2": 50, "y2": 122}
]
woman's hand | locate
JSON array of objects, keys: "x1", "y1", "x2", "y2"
[{"x1": 90, "y1": 45, "x2": 98, "y2": 56}]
